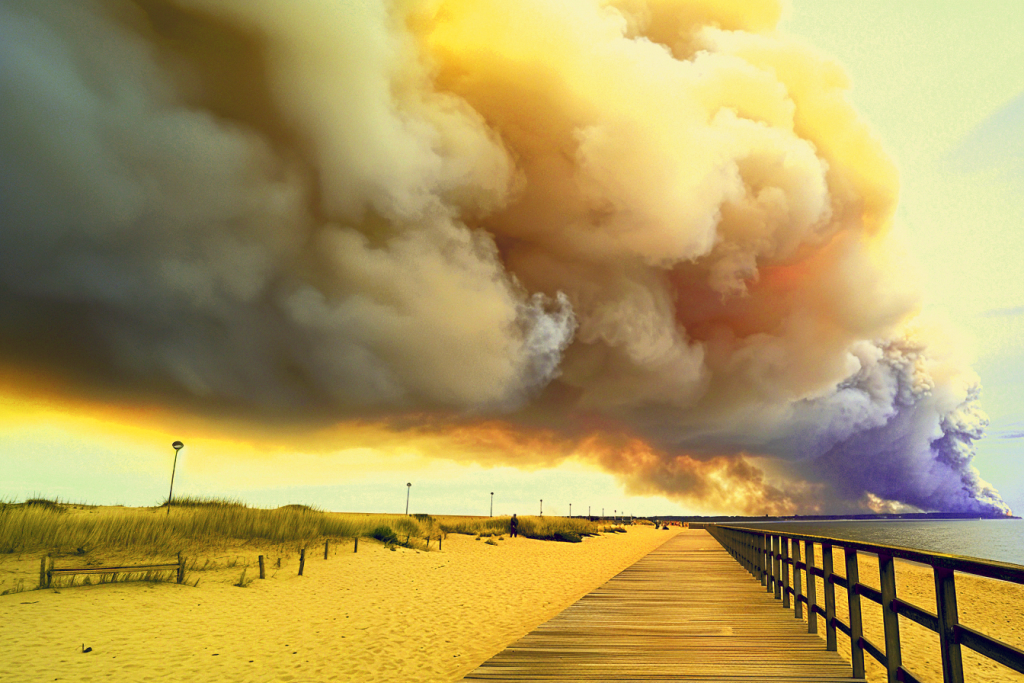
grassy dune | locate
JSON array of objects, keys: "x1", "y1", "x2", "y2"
[
  {"x1": 0, "y1": 497, "x2": 440, "y2": 555},
  {"x1": 437, "y1": 515, "x2": 612, "y2": 542},
  {"x1": 0, "y1": 498, "x2": 620, "y2": 555}
]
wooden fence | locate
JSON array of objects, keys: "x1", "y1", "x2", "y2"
[
  {"x1": 707, "y1": 524, "x2": 1024, "y2": 683},
  {"x1": 39, "y1": 532, "x2": 447, "y2": 588},
  {"x1": 40, "y1": 553, "x2": 185, "y2": 588}
]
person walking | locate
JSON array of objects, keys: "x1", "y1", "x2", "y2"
[{"x1": 510, "y1": 513, "x2": 519, "y2": 538}]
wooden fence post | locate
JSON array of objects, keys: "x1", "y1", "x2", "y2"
[
  {"x1": 39, "y1": 555, "x2": 48, "y2": 589},
  {"x1": 258, "y1": 555, "x2": 266, "y2": 579},
  {"x1": 354, "y1": 537, "x2": 359, "y2": 553},
  {"x1": 806, "y1": 542, "x2": 818, "y2": 634},
  {"x1": 792, "y1": 540, "x2": 803, "y2": 620},
  {"x1": 177, "y1": 552, "x2": 185, "y2": 584},
  {"x1": 761, "y1": 534, "x2": 768, "y2": 588},
  {"x1": 878, "y1": 552, "x2": 902, "y2": 683},
  {"x1": 934, "y1": 567, "x2": 965, "y2": 683},
  {"x1": 823, "y1": 544, "x2": 837, "y2": 651},
  {"x1": 782, "y1": 537, "x2": 791, "y2": 609},
  {"x1": 749, "y1": 532, "x2": 757, "y2": 577},
  {"x1": 439, "y1": 535, "x2": 442, "y2": 551},
  {"x1": 298, "y1": 548, "x2": 306, "y2": 576},
  {"x1": 770, "y1": 536, "x2": 778, "y2": 602},
  {"x1": 324, "y1": 539, "x2": 330, "y2": 560},
  {"x1": 749, "y1": 528, "x2": 757, "y2": 577},
  {"x1": 845, "y1": 548, "x2": 865, "y2": 679}
]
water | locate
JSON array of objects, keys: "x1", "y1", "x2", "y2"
[{"x1": 733, "y1": 519, "x2": 1024, "y2": 567}]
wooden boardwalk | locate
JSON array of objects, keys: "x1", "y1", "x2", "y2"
[{"x1": 464, "y1": 530, "x2": 858, "y2": 682}]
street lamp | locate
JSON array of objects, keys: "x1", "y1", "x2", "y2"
[
  {"x1": 569, "y1": 503, "x2": 572, "y2": 518},
  {"x1": 167, "y1": 441, "x2": 184, "y2": 516},
  {"x1": 540, "y1": 499, "x2": 543, "y2": 516},
  {"x1": 490, "y1": 492, "x2": 494, "y2": 517},
  {"x1": 406, "y1": 482, "x2": 412, "y2": 515}
]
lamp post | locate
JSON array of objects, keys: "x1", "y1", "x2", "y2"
[
  {"x1": 405, "y1": 482, "x2": 411, "y2": 515},
  {"x1": 490, "y1": 492, "x2": 494, "y2": 517},
  {"x1": 167, "y1": 441, "x2": 184, "y2": 516},
  {"x1": 569, "y1": 503, "x2": 572, "y2": 518},
  {"x1": 540, "y1": 499, "x2": 543, "y2": 516}
]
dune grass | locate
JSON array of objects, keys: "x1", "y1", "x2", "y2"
[
  {"x1": 0, "y1": 497, "x2": 441, "y2": 555},
  {"x1": 438, "y1": 515, "x2": 609, "y2": 542},
  {"x1": 0, "y1": 496, "x2": 623, "y2": 556}
]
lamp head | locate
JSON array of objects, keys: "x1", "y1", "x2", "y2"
[{"x1": 172, "y1": 441, "x2": 184, "y2": 451}]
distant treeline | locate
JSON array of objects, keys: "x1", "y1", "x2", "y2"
[{"x1": 647, "y1": 511, "x2": 1018, "y2": 522}]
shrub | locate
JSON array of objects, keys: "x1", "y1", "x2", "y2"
[
  {"x1": 553, "y1": 531, "x2": 582, "y2": 543},
  {"x1": 278, "y1": 503, "x2": 320, "y2": 513},
  {"x1": 23, "y1": 498, "x2": 65, "y2": 513},
  {"x1": 371, "y1": 525, "x2": 399, "y2": 546}
]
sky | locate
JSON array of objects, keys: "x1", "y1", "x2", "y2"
[{"x1": 1, "y1": 0, "x2": 1022, "y2": 517}]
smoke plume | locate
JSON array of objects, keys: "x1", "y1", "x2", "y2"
[{"x1": 0, "y1": 0, "x2": 1007, "y2": 514}]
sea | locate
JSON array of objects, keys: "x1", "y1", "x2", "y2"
[{"x1": 732, "y1": 519, "x2": 1024, "y2": 567}]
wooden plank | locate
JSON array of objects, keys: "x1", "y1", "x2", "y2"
[
  {"x1": 463, "y1": 531, "x2": 852, "y2": 681},
  {"x1": 49, "y1": 565, "x2": 181, "y2": 573}
]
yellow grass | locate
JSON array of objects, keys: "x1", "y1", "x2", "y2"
[
  {"x1": 0, "y1": 498, "x2": 624, "y2": 557},
  {"x1": 0, "y1": 498, "x2": 441, "y2": 555},
  {"x1": 437, "y1": 514, "x2": 610, "y2": 541}
]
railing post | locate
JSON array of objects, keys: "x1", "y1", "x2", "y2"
[
  {"x1": 806, "y1": 541, "x2": 818, "y2": 634},
  {"x1": 878, "y1": 553, "x2": 902, "y2": 683},
  {"x1": 773, "y1": 535, "x2": 782, "y2": 600},
  {"x1": 750, "y1": 533, "x2": 756, "y2": 577},
  {"x1": 782, "y1": 536, "x2": 791, "y2": 608},
  {"x1": 934, "y1": 567, "x2": 965, "y2": 683},
  {"x1": 823, "y1": 544, "x2": 837, "y2": 651},
  {"x1": 793, "y1": 539, "x2": 804, "y2": 620},
  {"x1": 761, "y1": 533, "x2": 768, "y2": 588},
  {"x1": 845, "y1": 548, "x2": 865, "y2": 679}
]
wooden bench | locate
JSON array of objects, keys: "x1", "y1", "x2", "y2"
[{"x1": 40, "y1": 554, "x2": 186, "y2": 588}]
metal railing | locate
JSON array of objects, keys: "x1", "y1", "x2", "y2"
[{"x1": 706, "y1": 524, "x2": 1024, "y2": 683}]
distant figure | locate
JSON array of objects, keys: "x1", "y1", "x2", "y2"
[{"x1": 510, "y1": 513, "x2": 519, "y2": 538}]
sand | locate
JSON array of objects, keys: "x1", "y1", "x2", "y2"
[
  {"x1": 0, "y1": 525, "x2": 677, "y2": 682},
  {"x1": 4, "y1": 527, "x2": 1022, "y2": 682}
]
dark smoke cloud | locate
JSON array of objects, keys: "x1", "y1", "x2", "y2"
[{"x1": 0, "y1": 0, "x2": 1007, "y2": 514}]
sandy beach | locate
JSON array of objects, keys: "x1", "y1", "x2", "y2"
[
  {"x1": 4, "y1": 524, "x2": 1023, "y2": 682},
  {"x1": 0, "y1": 523, "x2": 677, "y2": 682}
]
